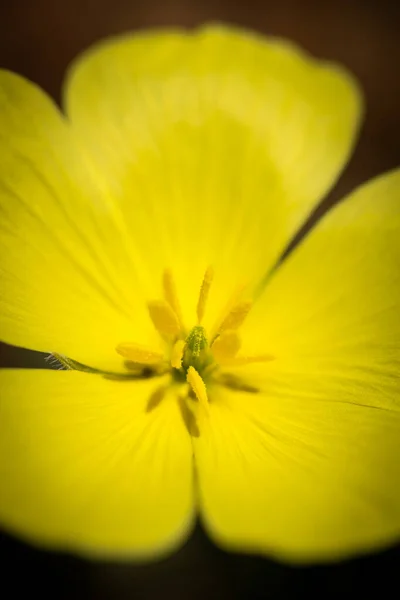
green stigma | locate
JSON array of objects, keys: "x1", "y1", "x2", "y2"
[{"x1": 185, "y1": 325, "x2": 208, "y2": 358}]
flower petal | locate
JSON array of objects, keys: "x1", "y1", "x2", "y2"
[
  {"x1": 194, "y1": 386, "x2": 400, "y2": 562},
  {"x1": 241, "y1": 168, "x2": 400, "y2": 366},
  {"x1": 195, "y1": 169, "x2": 400, "y2": 561},
  {"x1": 0, "y1": 70, "x2": 161, "y2": 372},
  {"x1": 0, "y1": 369, "x2": 194, "y2": 558},
  {"x1": 64, "y1": 25, "x2": 362, "y2": 327}
]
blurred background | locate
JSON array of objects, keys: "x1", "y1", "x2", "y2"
[{"x1": 0, "y1": 0, "x2": 399, "y2": 598}]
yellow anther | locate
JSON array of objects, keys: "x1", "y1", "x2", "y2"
[
  {"x1": 197, "y1": 266, "x2": 214, "y2": 324},
  {"x1": 217, "y1": 300, "x2": 253, "y2": 334},
  {"x1": 211, "y1": 282, "x2": 246, "y2": 337},
  {"x1": 187, "y1": 366, "x2": 209, "y2": 414},
  {"x1": 116, "y1": 343, "x2": 164, "y2": 365},
  {"x1": 171, "y1": 339, "x2": 186, "y2": 369},
  {"x1": 211, "y1": 330, "x2": 241, "y2": 362},
  {"x1": 163, "y1": 269, "x2": 184, "y2": 329},
  {"x1": 147, "y1": 300, "x2": 181, "y2": 337},
  {"x1": 219, "y1": 353, "x2": 275, "y2": 366}
]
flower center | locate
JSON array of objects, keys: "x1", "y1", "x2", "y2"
[{"x1": 115, "y1": 268, "x2": 274, "y2": 412}]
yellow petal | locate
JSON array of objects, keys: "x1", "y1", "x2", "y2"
[
  {"x1": 198, "y1": 168, "x2": 400, "y2": 561},
  {"x1": 0, "y1": 369, "x2": 194, "y2": 558},
  {"x1": 0, "y1": 70, "x2": 161, "y2": 372},
  {"x1": 64, "y1": 24, "x2": 362, "y2": 329},
  {"x1": 241, "y1": 168, "x2": 400, "y2": 367},
  {"x1": 194, "y1": 386, "x2": 400, "y2": 562}
]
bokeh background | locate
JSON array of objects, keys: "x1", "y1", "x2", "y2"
[{"x1": 0, "y1": 0, "x2": 399, "y2": 598}]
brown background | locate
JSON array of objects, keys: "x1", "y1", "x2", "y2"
[{"x1": 0, "y1": 0, "x2": 399, "y2": 598}]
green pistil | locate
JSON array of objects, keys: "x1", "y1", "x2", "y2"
[
  {"x1": 179, "y1": 325, "x2": 211, "y2": 374},
  {"x1": 186, "y1": 325, "x2": 208, "y2": 357}
]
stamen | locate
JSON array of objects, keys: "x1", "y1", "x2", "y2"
[
  {"x1": 116, "y1": 343, "x2": 164, "y2": 365},
  {"x1": 147, "y1": 300, "x2": 181, "y2": 337},
  {"x1": 187, "y1": 366, "x2": 209, "y2": 413},
  {"x1": 210, "y1": 282, "x2": 247, "y2": 339},
  {"x1": 163, "y1": 269, "x2": 184, "y2": 329},
  {"x1": 171, "y1": 339, "x2": 186, "y2": 369},
  {"x1": 196, "y1": 266, "x2": 214, "y2": 323},
  {"x1": 218, "y1": 353, "x2": 275, "y2": 366},
  {"x1": 217, "y1": 300, "x2": 253, "y2": 333},
  {"x1": 211, "y1": 330, "x2": 241, "y2": 362}
]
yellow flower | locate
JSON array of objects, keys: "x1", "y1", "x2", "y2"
[{"x1": 0, "y1": 24, "x2": 399, "y2": 564}]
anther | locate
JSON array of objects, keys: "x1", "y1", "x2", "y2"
[
  {"x1": 163, "y1": 269, "x2": 184, "y2": 330},
  {"x1": 147, "y1": 300, "x2": 181, "y2": 337},
  {"x1": 187, "y1": 366, "x2": 209, "y2": 414},
  {"x1": 171, "y1": 339, "x2": 186, "y2": 369},
  {"x1": 116, "y1": 343, "x2": 164, "y2": 365},
  {"x1": 218, "y1": 353, "x2": 275, "y2": 366},
  {"x1": 211, "y1": 330, "x2": 241, "y2": 362},
  {"x1": 210, "y1": 282, "x2": 247, "y2": 339},
  {"x1": 197, "y1": 266, "x2": 214, "y2": 323},
  {"x1": 217, "y1": 300, "x2": 253, "y2": 333}
]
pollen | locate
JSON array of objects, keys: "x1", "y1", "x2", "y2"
[
  {"x1": 217, "y1": 300, "x2": 253, "y2": 333},
  {"x1": 186, "y1": 325, "x2": 208, "y2": 358},
  {"x1": 187, "y1": 366, "x2": 209, "y2": 414},
  {"x1": 115, "y1": 267, "x2": 274, "y2": 430}
]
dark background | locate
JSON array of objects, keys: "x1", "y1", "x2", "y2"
[{"x1": 0, "y1": 0, "x2": 399, "y2": 598}]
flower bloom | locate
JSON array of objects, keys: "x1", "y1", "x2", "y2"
[{"x1": 0, "y1": 25, "x2": 399, "y2": 563}]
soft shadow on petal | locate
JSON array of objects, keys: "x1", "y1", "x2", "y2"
[{"x1": 0, "y1": 370, "x2": 194, "y2": 559}]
